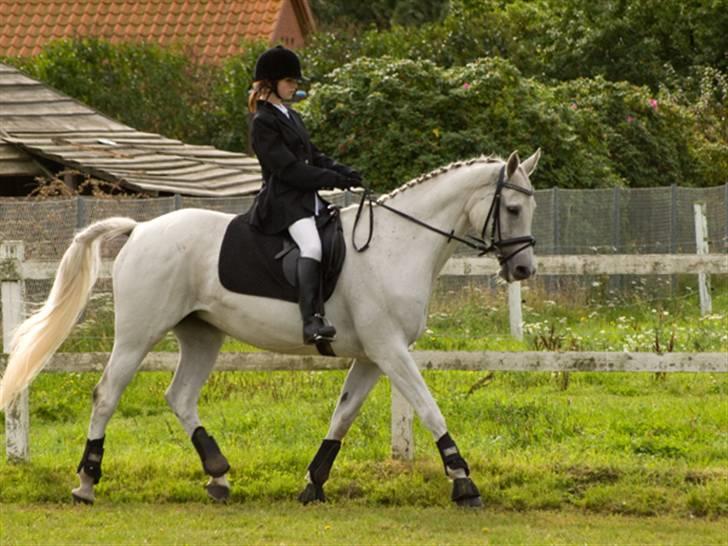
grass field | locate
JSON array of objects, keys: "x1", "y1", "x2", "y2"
[
  {"x1": 1, "y1": 279, "x2": 726, "y2": 543},
  {"x1": 2, "y1": 503, "x2": 726, "y2": 545}
]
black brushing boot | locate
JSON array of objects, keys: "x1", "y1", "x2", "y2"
[{"x1": 297, "y1": 257, "x2": 336, "y2": 344}]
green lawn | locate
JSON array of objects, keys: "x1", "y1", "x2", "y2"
[
  {"x1": 1, "y1": 503, "x2": 726, "y2": 545},
  {"x1": 0, "y1": 279, "x2": 725, "y2": 541},
  {"x1": 1, "y1": 370, "x2": 726, "y2": 518}
]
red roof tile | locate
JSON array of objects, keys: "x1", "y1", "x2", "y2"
[{"x1": 0, "y1": 0, "x2": 315, "y2": 64}]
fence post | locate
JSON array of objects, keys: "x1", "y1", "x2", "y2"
[
  {"x1": 724, "y1": 183, "x2": 728, "y2": 253},
  {"x1": 670, "y1": 184, "x2": 678, "y2": 294},
  {"x1": 391, "y1": 385, "x2": 414, "y2": 460},
  {"x1": 611, "y1": 186, "x2": 621, "y2": 251},
  {"x1": 553, "y1": 187, "x2": 561, "y2": 254},
  {"x1": 508, "y1": 282, "x2": 523, "y2": 340},
  {"x1": 76, "y1": 196, "x2": 87, "y2": 229},
  {"x1": 1, "y1": 241, "x2": 29, "y2": 462},
  {"x1": 693, "y1": 203, "x2": 712, "y2": 316},
  {"x1": 610, "y1": 186, "x2": 622, "y2": 292}
]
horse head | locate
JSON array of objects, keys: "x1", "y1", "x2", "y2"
[{"x1": 468, "y1": 149, "x2": 540, "y2": 282}]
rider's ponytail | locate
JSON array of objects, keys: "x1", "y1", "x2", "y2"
[{"x1": 248, "y1": 80, "x2": 274, "y2": 112}]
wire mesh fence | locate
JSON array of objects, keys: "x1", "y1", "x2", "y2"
[{"x1": 1, "y1": 184, "x2": 726, "y2": 334}]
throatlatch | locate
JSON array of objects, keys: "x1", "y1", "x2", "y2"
[
  {"x1": 77, "y1": 437, "x2": 105, "y2": 484},
  {"x1": 191, "y1": 426, "x2": 230, "y2": 477},
  {"x1": 298, "y1": 439, "x2": 341, "y2": 504}
]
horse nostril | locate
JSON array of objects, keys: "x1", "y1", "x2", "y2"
[{"x1": 514, "y1": 265, "x2": 532, "y2": 280}]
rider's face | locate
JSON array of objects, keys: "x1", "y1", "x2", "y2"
[{"x1": 276, "y1": 78, "x2": 298, "y2": 101}]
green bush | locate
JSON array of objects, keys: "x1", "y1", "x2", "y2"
[
  {"x1": 3, "y1": 18, "x2": 724, "y2": 192},
  {"x1": 305, "y1": 0, "x2": 728, "y2": 92},
  {"x1": 302, "y1": 56, "x2": 722, "y2": 190},
  {"x1": 9, "y1": 38, "x2": 220, "y2": 146}
]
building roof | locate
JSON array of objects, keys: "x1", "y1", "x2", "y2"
[
  {"x1": 0, "y1": 0, "x2": 316, "y2": 64},
  {"x1": 0, "y1": 62, "x2": 264, "y2": 196}
]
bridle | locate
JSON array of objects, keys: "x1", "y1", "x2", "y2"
[{"x1": 352, "y1": 165, "x2": 536, "y2": 265}]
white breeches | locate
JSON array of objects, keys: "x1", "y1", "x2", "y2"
[{"x1": 288, "y1": 216, "x2": 322, "y2": 262}]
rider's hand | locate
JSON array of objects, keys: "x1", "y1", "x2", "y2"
[
  {"x1": 335, "y1": 174, "x2": 362, "y2": 190},
  {"x1": 344, "y1": 176, "x2": 364, "y2": 188}
]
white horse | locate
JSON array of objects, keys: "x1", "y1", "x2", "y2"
[{"x1": 0, "y1": 150, "x2": 540, "y2": 507}]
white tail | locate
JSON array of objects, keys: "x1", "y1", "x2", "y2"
[{"x1": 0, "y1": 217, "x2": 137, "y2": 411}]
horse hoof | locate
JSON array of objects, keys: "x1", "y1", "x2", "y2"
[
  {"x1": 452, "y1": 477, "x2": 482, "y2": 508},
  {"x1": 71, "y1": 491, "x2": 94, "y2": 505},
  {"x1": 206, "y1": 484, "x2": 230, "y2": 503},
  {"x1": 298, "y1": 483, "x2": 326, "y2": 505},
  {"x1": 455, "y1": 495, "x2": 483, "y2": 508}
]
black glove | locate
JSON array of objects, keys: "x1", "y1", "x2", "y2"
[
  {"x1": 334, "y1": 174, "x2": 362, "y2": 190},
  {"x1": 348, "y1": 170, "x2": 363, "y2": 182},
  {"x1": 344, "y1": 176, "x2": 363, "y2": 188}
]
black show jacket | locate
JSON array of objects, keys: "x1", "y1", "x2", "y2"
[{"x1": 248, "y1": 100, "x2": 355, "y2": 234}]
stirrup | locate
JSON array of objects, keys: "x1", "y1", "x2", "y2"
[{"x1": 304, "y1": 315, "x2": 336, "y2": 344}]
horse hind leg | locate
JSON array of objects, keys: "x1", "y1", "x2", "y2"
[
  {"x1": 72, "y1": 332, "x2": 163, "y2": 504},
  {"x1": 165, "y1": 315, "x2": 229, "y2": 502}
]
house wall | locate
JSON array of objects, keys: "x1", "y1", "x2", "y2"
[{"x1": 272, "y1": 0, "x2": 305, "y2": 48}]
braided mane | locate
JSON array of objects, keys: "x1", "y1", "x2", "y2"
[{"x1": 376, "y1": 155, "x2": 501, "y2": 204}]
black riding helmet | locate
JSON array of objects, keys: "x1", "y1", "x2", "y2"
[{"x1": 254, "y1": 45, "x2": 305, "y2": 82}]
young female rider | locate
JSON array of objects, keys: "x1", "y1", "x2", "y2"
[{"x1": 247, "y1": 45, "x2": 363, "y2": 345}]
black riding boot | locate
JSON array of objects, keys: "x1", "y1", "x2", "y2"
[{"x1": 297, "y1": 257, "x2": 336, "y2": 344}]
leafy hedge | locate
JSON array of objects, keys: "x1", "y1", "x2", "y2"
[
  {"x1": 2, "y1": 0, "x2": 726, "y2": 192},
  {"x1": 302, "y1": 56, "x2": 726, "y2": 190},
  {"x1": 305, "y1": 0, "x2": 728, "y2": 91}
]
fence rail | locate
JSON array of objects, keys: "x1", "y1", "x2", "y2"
[
  {"x1": 2, "y1": 244, "x2": 727, "y2": 462},
  {"x1": 2, "y1": 253, "x2": 727, "y2": 282},
  {"x1": 2, "y1": 350, "x2": 725, "y2": 374}
]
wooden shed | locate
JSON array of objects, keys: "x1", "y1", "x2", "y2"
[{"x1": 0, "y1": 62, "x2": 263, "y2": 197}]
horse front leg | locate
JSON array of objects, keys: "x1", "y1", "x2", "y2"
[
  {"x1": 367, "y1": 344, "x2": 482, "y2": 508},
  {"x1": 299, "y1": 357, "x2": 382, "y2": 504}
]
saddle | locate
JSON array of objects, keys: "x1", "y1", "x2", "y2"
[{"x1": 218, "y1": 208, "x2": 346, "y2": 304}]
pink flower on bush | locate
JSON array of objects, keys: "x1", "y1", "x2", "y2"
[
  {"x1": 648, "y1": 98, "x2": 658, "y2": 111},
  {"x1": 626, "y1": 115, "x2": 635, "y2": 124},
  {"x1": 462, "y1": 82, "x2": 471, "y2": 90}
]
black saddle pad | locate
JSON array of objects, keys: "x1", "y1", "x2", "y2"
[{"x1": 218, "y1": 210, "x2": 346, "y2": 303}]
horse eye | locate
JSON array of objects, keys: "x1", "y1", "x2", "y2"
[{"x1": 506, "y1": 205, "x2": 521, "y2": 215}]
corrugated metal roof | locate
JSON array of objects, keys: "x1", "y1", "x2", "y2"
[{"x1": 0, "y1": 62, "x2": 264, "y2": 196}]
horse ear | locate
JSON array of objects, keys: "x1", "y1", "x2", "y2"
[
  {"x1": 521, "y1": 148, "x2": 541, "y2": 176},
  {"x1": 506, "y1": 151, "x2": 520, "y2": 178}
]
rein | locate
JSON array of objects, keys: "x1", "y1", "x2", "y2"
[{"x1": 352, "y1": 165, "x2": 536, "y2": 265}]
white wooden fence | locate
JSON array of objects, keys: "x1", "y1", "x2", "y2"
[{"x1": 2, "y1": 239, "x2": 726, "y2": 463}]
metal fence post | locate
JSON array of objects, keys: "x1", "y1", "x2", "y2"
[
  {"x1": 553, "y1": 187, "x2": 560, "y2": 254},
  {"x1": 1, "y1": 241, "x2": 29, "y2": 462},
  {"x1": 670, "y1": 184, "x2": 678, "y2": 294},
  {"x1": 610, "y1": 186, "x2": 622, "y2": 292},
  {"x1": 76, "y1": 196, "x2": 87, "y2": 230},
  {"x1": 391, "y1": 385, "x2": 414, "y2": 460},
  {"x1": 551, "y1": 187, "x2": 561, "y2": 292},
  {"x1": 693, "y1": 203, "x2": 712, "y2": 316},
  {"x1": 611, "y1": 186, "x2": 621, "y2": 252},
  {"x1": 724, "y1": 183, "x2": 728, "y2": 253}
]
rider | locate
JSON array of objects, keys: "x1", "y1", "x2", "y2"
[{"x1": 248, "y1": 45, "x2": 363, "y2": 345}]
